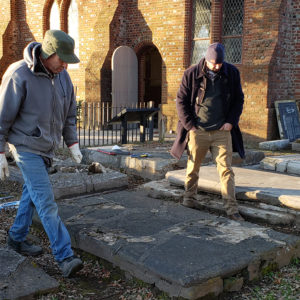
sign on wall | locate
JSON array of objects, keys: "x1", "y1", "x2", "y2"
[{"x1": 275, "y1": 100, "x2": 300, "y2": 141}]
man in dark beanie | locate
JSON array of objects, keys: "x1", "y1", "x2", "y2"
[
  {"x1": 171, "y1": 42, "x2": 245, "y2": 221},
  {"x1": 0, "y1": 30, "x2": 83, "y2": 277}
]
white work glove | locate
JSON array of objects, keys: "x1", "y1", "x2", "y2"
[
  {"x1": 68, "y1": 143, "x2": 83, "y2": 164},
  {"x1": 0, "y1": 153, "x2": 9, "y2": 180}
]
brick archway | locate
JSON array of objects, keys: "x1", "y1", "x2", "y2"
[
  {"x1": 60, "y1": 0, "x2": 71, "y2": 33},
  {"x1": 42, "y1": 0, "x2": 54, "y2": 35}
]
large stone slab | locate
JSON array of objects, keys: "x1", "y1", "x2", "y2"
[
  {"x1": 166, "y1": 166, "x2": 300, "y2": 210},
  {"x1": 0, "y1": 247, "x2": 58, "y2": 299},
  {"x1": 141, "y1": 180, "x2": 300, "y2": 228},
  {"x1": 54, "y1": 191, "x2": 300, "y2": 299},
  {"x1": 82, "y1": 147, "x2": 188, "y2": 180},
  {"x1": 81, "y1": 148, "x2": 264, "y2": 180},
  {"x1": 8, "y1": 165, "x2": 128, "y2": 200}
]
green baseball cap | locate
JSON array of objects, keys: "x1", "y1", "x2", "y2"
[{"x1": 41, "y1": 30, "x2": 80, "y2": 64}]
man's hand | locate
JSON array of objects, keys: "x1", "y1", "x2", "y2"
[
  {"x1": 68, "y1": 143, "x2": 83, "y2": 164},
  {"x1": 0, "y1": 153, "x2": 9, "y2": 180},
  {"x1": 220, "y1": 123, "x2": 233, "y2": 131}
]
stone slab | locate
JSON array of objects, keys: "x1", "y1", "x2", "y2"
[
  {"x1": 142, "y1": 180, "x2": 299, "y2": 228},
  {"x1": 53, "y1": 191, "x2": 300, "y2": 299},
  {"x1": 82, "y1": 148, "x2": 189, "y2": 180},
  {"x1": 0, "y1": 247, "x2": 59, "y2": 299},
  {"x1": 82, "y1": 148, "x2": 265, "y2": 181},
  {"x1": 166, "y1": 166, "x2": 300, "y2": 210},
  {"x1": 8, "y1": 165, "x2": 128, "y2": 200},
  {"x1": 259, "y1": 139, "x2": 290, "y2": 151},
  {"x1": 50, "y1": 169, "x2": 128, "y2": 200},
  {"x1": 260, "y1": 154, "x2": 300, "y2": 175}
]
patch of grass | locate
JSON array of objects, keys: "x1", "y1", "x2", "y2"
[
  {"x1": 291, "y1": 257, "x2": 300, "y2": 266},
  {"x1": 261, "y1": 262, "x2": 278, "y2": 277}
]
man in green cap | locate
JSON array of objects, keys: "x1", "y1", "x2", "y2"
[{"x1": 0, "y1": 30, "x2": 83, "y2": 277}]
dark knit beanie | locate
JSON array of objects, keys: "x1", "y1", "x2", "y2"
[{"x1": 205, "y1": 43, "x2": 225, "y2": 64}]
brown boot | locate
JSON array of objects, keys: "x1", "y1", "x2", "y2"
[
  {"x1": 181, "y1": 197, "x2": 195, "y2": 208},
  {"x1": 228, "y1": 213, "x2": 244, "y2": 222}
]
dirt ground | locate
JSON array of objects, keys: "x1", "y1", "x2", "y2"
[{"x1": 0, "y1": 142, "x2": 299, "y2": 300}]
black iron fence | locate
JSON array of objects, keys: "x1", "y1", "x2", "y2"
[{"x1": 75, "y1": 101, "x2": 160, "y2": 147}]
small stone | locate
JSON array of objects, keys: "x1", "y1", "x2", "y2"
[{"x1": 88, "y1": 162, "x2": 107, "y2": 174}]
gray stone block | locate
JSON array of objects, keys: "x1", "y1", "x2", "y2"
[
  {"x1": 286, "y1": 161, "x2": 300, "y2": 175},
  {"x1": 50, "y1": 170, "x2": 127, "y2": 200},
  {"x1": 0, "y1": 247, "x2": 58, "y2": 299},
  {"x1": 259, "y1": 139, "x2": 290, "y2": 151}
]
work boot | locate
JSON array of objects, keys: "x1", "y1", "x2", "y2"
[
  {"x1": 181, "y1": 197, "x2": 195, "y2": 208},
  {"x1": 7, "y1": 234, "x2": 43, "y2": 256},
  {"x1": 228, "y1": 213, "x2": 244, "y2": 222},
  {"x1": 58, "y1": 255, "x2": 83, "y2": 278}
]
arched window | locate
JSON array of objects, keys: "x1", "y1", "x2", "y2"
[
  {"x1": 50, "y1": 1, "x2": 60, "y2": 30},
  {"x1": 68, "y1": 0, "x2": 79, "y2": 68},
  {"x1": 191, "y1": 0, "x2": 244, "y2": 65},
  {"x1": 191, "y1": 0, "x2": 211, "y2": 64}
]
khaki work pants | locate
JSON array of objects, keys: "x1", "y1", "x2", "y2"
[{"x1": 184, "y1": 129, "x2": 238, "y2": 215}]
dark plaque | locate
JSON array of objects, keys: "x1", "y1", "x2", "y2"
[{"x1": 275, "y1": 100, "x2": 300, "y2": 141}]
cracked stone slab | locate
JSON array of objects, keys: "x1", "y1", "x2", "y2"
[
  {"x1": 51, "y1": 191, "x2": 300, "y2": 299},
  {"x1": 140, "y1": 180, "x2": 299, "y2": 228},
  {"x1": 0, "y1": 247, "x2": 58, "y2": 299},
  {"x1": 166, "y1": 166, "x2": 300, "y2": 210}
]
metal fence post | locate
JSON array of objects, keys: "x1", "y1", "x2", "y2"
[
  {"x1": 121, "y1": 114, "x2": 128, "y2": 144},
  {"x1": 147, "y1": 101, "x2": 154, "y2": 141}
]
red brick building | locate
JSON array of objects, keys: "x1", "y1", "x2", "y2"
[{"x1": 0, "y1": 0, "x2": 299, "y2": 145}]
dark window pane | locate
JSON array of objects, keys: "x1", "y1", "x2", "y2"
[
  {"x1": 223, "y1": 37, "x2": 242, "y2": 64},
  {"x1": 222, "y1": 0, "x2": 244, "y2": 63},
  {"x1": 222, "y1": 0, "x2": 244, "y2": 36}
]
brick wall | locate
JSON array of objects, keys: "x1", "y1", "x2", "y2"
[
  {"x1": 241, "y1": 0, "x2": 285, "y2": 144},
  {"x1": 0, "y1": 0, "x2": 299, "y2": 145}
]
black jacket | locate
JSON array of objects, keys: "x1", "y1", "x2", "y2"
[{"x1": 170, "y1": 58, "x2": 245, "y2": 159}]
